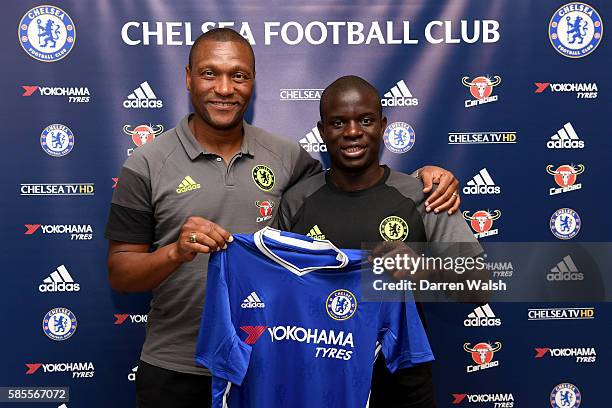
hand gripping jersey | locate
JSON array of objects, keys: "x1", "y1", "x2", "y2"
[{"x1": 196, "y1": 227, "x2": 434, "y2": 408}]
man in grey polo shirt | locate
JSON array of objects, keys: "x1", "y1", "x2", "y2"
[{"x1": 105, "y1": 28, "x2": 461, "y2": 408}]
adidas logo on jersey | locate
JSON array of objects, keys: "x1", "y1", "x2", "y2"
[
  {"x1": 39, "y1": 265, "x2": 80, "y2": 292},
  {"x1": 381, "y1": 80, "x2": 418, "y2": 107},
  {"x1": 464, "y1": 304, "x2": 501, "y2": 327},
  {"x1": 176, "y1": 176, "x2": 201, "y2": 194},
  {"x1": 123, "y1": 81, "x2": 163, "y2": 109},
  {"x1": 463, "y1": 168, "x2": 500, "y2": 194},
  {"x1": 307, "y1": 225, "x2": 326, "y2": 240},
  {"x1": 547, "y1": 122, "x2": 584, "y2": 149},
  {"x1": 299, "y1": 127, "x2": 327, "y2": 152},
  {"x1": 241, "y1": 291, "x2": 265, "y2": 308},
  {"x1": 547, "y1": 255, "x2": 584, "y2": 281}
]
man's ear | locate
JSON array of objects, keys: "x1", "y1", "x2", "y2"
[
  {"x1": 381, "y1": 116, "x2": 388, "y2": 134},
  {"x1": 185, "y1": 65, "x2": 192, "y2": 92}
]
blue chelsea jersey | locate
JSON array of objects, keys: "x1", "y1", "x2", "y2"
[{"x1": 195, "y1": 227, "x2": 434, "y2": 408}]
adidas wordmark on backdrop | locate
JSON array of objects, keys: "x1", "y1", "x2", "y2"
[
  {"x1": 196, "y1": 227, "x2": 433, "y2": 408},
  {"x1": 123, "y1": 81, "x2": 163, "y2": 109},
  {"x1": 463, "y1": 168, "x2": 500, "y2": 195}
]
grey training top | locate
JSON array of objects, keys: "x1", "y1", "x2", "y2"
[{"x1": 105, "y1": 114, "x2": 321, "y2": 374}]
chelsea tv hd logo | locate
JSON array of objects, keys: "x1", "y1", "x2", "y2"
[{"x1": 18, "y1": 5, "x2": 76, "y2": 62}]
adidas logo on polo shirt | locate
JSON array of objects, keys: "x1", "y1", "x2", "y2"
[
  {"x1": 547, "y1": 122, "x2": 584, "y2": 149},
  {"x1": 299, "y1": 127, "x2": 327, "y2": 153},
  {"x1": 176, "y1": 176, "x2": 201, "y2": 194},
  {"x1": 306, "y1": 225, "x2": 326, "y2": 240},
  {"x1": 39, "y1": 265, "x2": 80, "y2": 292},
  {"x1": 547, "y1": 255, "x2": 584, "y2": 281},
  {"x1": 123, "y1": 81, "x2": 163, "y2": 109},
  {"x1": 241, "y1": 291, "x2": 265, "y2": 308},
  {"x1": 464, "y1": 304, "x2": 501, "y2": 326},
  {"x1": 463, "y1": 168, "x2": 500, "y2": 194},
  {"x1": 381, "y1": 80, "x2": 418, "y2": 107}
]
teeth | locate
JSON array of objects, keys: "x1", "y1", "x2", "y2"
[{"x1": 345, "y1": 146, "x2": 363, "y2": 153}]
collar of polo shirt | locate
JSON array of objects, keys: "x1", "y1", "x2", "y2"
[{"x1": 177, "y1": 113, "x2": 255, "y2": 160}]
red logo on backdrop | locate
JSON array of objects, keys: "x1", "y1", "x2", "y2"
[
  {"x1": 24, "y1": 224, "x2": 41, "y2": 234},
  {"x1": 22, "y1": 86, "x2": 38, "y2": 96},
  {"x1": 546, "y1": 164, "x2": 584, "y2": 188},
  {"x1": 463, "y1": 210, "x2": 501, "y2": 238},
  {"x1": 112, "y1": 178, "x2": 119, "y2": 188},
  {"x1": 462, "y1": 76, "x2": 501, "y2": 99},
  {"x1": 123, "y1": 124, "x2": 164, "y2": 147},
  {"x1": 240, "y1": 326, "x2": 267, "y2": 345},
  {"x1": 465, "y1": 342, "x2": 501, "y2": 364},
  {"x1": 25, "y1": 363, "x2": 42, "y2": 374},
  {"x1": 452, "y1": 394, "x2": 468, "y2": 404},
  {"x1": 534, "y1": 83, "x2": 550, "y2": 93},
  {"x1": 535, "y1": 348, "x2": 550, "y2": 358},
  {"x1": 114, "y1": 314, "x2": 129, "y2": 325}
]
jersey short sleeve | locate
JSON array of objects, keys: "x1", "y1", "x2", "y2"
[
  {"x1": 195, "y1": 250, "x2": 252, "y2": 386},
  {"x1": 379, "y1": 298, "x2": 434, "y2": 372}
]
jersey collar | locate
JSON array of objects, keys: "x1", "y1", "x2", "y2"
[{"x1": 254, "y1": 227, "x2": 349, "y2": 276}]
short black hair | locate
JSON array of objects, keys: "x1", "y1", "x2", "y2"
[
  {"x1": 188, "y1": 28, "x2": 255, "y2": 71},
  {"x1": 319, "y1": 75, "x2": 382, "y2": 120}
]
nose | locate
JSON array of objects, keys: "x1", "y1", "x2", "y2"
[
  {"x1": 344, "y1": 120, "x2": 363, "y2": 138},
  {"x1": 214, "y1": 75, "x2": 234, "y2": 96}
]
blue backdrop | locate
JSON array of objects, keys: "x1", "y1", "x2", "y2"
[{"x1": 1, "y1": 1, "x2": 610, "y2": 407}]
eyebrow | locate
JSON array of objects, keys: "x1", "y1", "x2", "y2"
[
  {"x1": 194, "y1": 60, "x2": 254, "y2": 72},
  {"x1": 325, "y1": 112, "x2": 378, "y2": 120}
]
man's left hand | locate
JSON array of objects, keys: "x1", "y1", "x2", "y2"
[{"x1": 418, "y1": 166, "x2": 460, "y2": 215}]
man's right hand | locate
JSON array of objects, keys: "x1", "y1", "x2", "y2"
[
  {"x1": 170, "y1": 217, "x2": 234, "y2": 263},
  {"x1": 108, "y1": 217, "x2": 232, "y2": 292}
]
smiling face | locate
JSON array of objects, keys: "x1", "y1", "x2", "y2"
[
  {"x1": 318, "y1": 85, "x2": 386, "y2": 174},
  {"x1": 186, "y1": 39, "x2": 255, "y2": 132}
]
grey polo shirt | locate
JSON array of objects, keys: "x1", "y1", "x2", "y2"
[{"x1": 105, "y1": 114, "x2": 321, "y2": 374}]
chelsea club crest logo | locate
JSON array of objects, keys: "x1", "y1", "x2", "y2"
[
  {"x1": 549, "y1": 3, "x2": 603, "y2": 58},
  {"x1": 383, "y1": 122, "x2": 416, "y2": 154},
  {"x1": 550, "y1": 208, "x2": 581, "y2": 240},
  {"x1": 252, "y1": 165, "x2": 275, "y2": 191},
  {"x1": 18, "y1": 5, "x2": 76, "y2": 62},
  {"x1": 40, "y1": 124, "x2": 75, "y2": 157},
  {"x1": 326, "y1": 289, "x2": 357, "y2": 321},
  {"x1": 43, "y1": 307, "x2": 77, "y2": 341},
  {"x1": 379, "y1": 216, "x2": 409, "y2": 241},
  {"x1": 550, "y1": 383, "x2": 581, "y2": 408}
]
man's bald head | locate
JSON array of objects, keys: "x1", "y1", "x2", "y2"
[
  {"x1": 319, "y1": 75, "x2": 381, "y2": 121},
  {"x1": 188, "y1": 28, "x2": 255, "y2": 71}
]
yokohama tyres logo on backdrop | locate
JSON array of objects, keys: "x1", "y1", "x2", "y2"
[
  {"x1": 114, "y1": 314, "x2": 147, "y2": 325},
  {"x1": 22, "y1": 85, "x2": 90, "y2": 102},
  {"x1": 24, "y1": 224, "x2": 93, "y2": 240},
  {"x1": 452, "y1": 393, "x2": 514, "y2": 406},
  {"x1": 25, "y1": 362, "x2": 94, "y2": 378}
]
